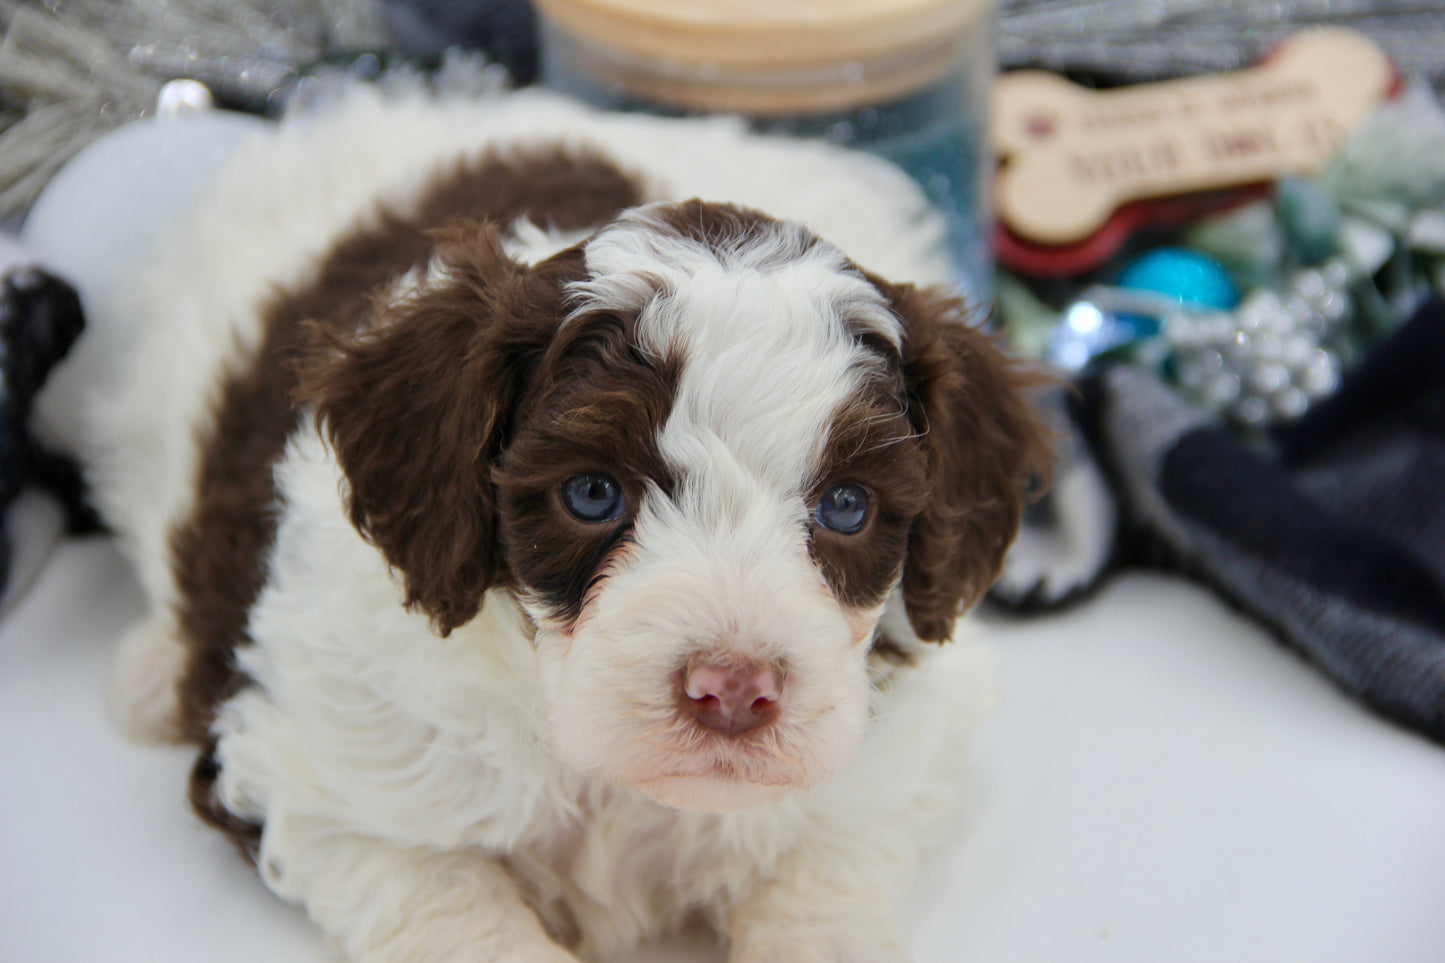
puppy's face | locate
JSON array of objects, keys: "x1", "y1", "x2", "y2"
[
  {"x1": 308, "y1": 200, "x2": 1048, "y2": 812},
  {"x1": 492, "y1": 205, "x2": 927, "y2": 809}
]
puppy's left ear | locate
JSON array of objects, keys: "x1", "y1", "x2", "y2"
[
  {"x1": 882, "y1": 280, "x2": 1055, "y2": 641},
  {"x1": 299, "y1": 224, "x2": 583, "y2": 636}
]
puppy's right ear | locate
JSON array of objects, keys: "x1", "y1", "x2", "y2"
[{"x1": 298, "y1": 223, "x2": 584, "y2": 636}]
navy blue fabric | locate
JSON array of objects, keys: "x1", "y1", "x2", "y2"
[
  {"x1": 1160, "y1": 425, "x2": 1445, "y2": 637},
  {"x1": 1000, "y1": 299, "x2": 1445, "y2": 744},
  {"x1": 0, "y1": 269, "x2": 88, "y2": 597}
]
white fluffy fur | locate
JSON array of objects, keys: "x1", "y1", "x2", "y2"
[{"x1": 71, "y1": 88, "x2": 993, "y2": 963}]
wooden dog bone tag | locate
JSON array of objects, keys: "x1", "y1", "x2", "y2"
[{"x1": 992, "y1": 28, "x2": 1396, "y2": 247}]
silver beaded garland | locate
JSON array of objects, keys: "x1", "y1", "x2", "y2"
[{"x1": 1166, "y1": 259, "x2": 1351, "y2": 427}]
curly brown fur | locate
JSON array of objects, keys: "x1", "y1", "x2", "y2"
[{"x1": 880, "y1": 282, "x2": 1056, "y2": 641}]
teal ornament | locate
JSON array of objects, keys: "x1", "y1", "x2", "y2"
[{"x1": 1117, "y1": 247, "x2": 1240, "y2": 312}]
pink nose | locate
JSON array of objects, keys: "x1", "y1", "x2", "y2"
[{"x1": 683, "y1": 662, "x2": 783, "y2": 737}]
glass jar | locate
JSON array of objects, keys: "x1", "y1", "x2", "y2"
[{"x1": 533, "y1": 0, "x2": 997, "y2": 302}]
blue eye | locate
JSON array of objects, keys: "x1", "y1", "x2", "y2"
[
  {"x1": 815, "y1": 483, "x2": 870, "y2": 534},
  {"x1": 561, "y1": 474, "x2": 627, "y2": 522}
]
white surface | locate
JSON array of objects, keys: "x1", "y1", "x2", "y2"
[{"x1": 3, "y1": 538, "x2": 1444, "y2": 962}]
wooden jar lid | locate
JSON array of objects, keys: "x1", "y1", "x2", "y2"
[{"x1": 534, "y1": 0, "x2": 992, "y2": 113}]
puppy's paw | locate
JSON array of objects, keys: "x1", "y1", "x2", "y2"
[
  {"x1": 990, "y1": 429, "x2": 1118, "y2": 610},
  {"x1": 108, "y1": 614, "x2": 187, "y2": 744}
]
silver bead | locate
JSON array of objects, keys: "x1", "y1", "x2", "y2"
[
  {"x1": 156, "y1": 79, "x2": 215, "y2": 118},
  {"x1": 1237, "y1": 306, "x2": 1263, "y2": 332},
  {"x1": 1204, "y1": 371, "x2": 1242, "y2": 406},
  {"x1": 1249, "y1": 363, "x2": 1288, "y2": 394},
  {"x1": 1274, "y1": 387, "x2": 1310, "y2": 420},
  {"x1": 1321, "y1": 259, "x2": 1351, "y2": 290},
  {"x1": 1295, "y1": 270, "x2": 1326, "y2": 300},
  {"x1": 1252, "y1": 333, "x2": 1283, "y2": 363},
  {"x1": 1280, "y1": 333, "x2": 1314, "y2": 369},
  {"x1": 1237, "y1": 396, "x2": 1270, "y2": 426},
  {"x1": 1315, "y1": 290, "x2": 1349, "y2": 322},
  {"x1": 1284, "y1": 295, "x2": 1313, "y2": 324},
  {"x1": 1253, "y1": 289, "x2": 1284, "y2": 314},
  {"x1": 1233, "y1": 310, "x2": 1260, "y2": 336},
  {"x1": 1300, "y1": 350, "x2": 1341, "y2": 397}
]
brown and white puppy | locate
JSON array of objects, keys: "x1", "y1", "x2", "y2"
[{"x1": 76, "y1": 89, "x2": 1050, "y2": 962}]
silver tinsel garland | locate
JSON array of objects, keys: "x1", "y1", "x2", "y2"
[
  {"x1": 0, "y1": 0, "x2": 387, "y2": 216},
  {"x1": 999, "y1": 0, "x2": 1445, "y2": 93}
]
